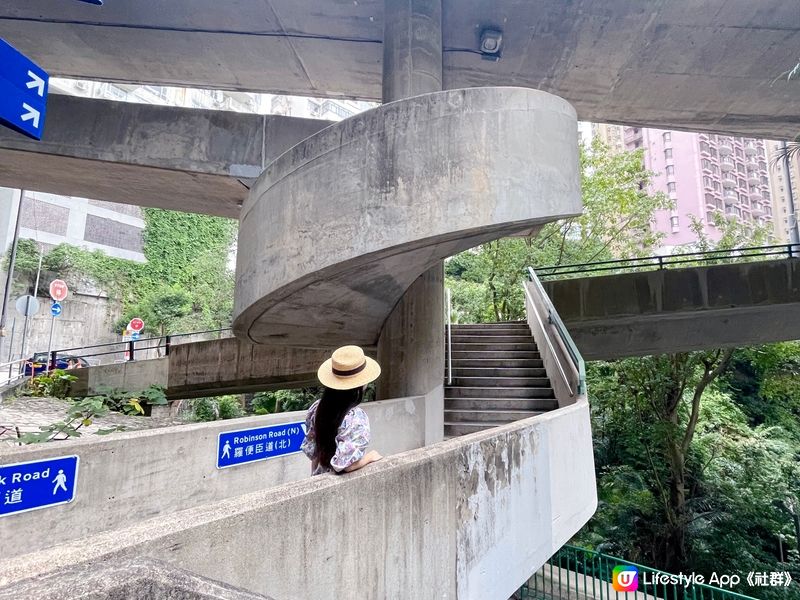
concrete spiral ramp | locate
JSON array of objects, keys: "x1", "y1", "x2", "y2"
[{"x1": 233, "y1": 87, "x2": 581, "y2": 348}]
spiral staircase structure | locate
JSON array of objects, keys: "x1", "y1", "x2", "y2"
[{"x1": 233, "y1": 86, "x2": 582, "y2": 350}]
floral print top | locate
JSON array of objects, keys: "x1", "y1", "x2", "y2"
[{"x1": 301, "y1": 400, "x2": 371, "y2": 475}]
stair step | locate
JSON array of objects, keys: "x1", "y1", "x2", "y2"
[
  {"x1": 453, "y1": 344, "x2": 541, "y2": 362},
  {"x1": 450, "y1": 335, "x2": 534, "y2": 344},
  {"x1": 444, "y1": 421, "x2": 499, "y2": 436},
  {"x1": 450, "y1": 358, "x2": 544, "y2": 368},
  {"x1": 451, "y1": 322, "x2": 526, "y2": 330},
  {"x1": 444, "y1": 409, "x2": 543, "y2": 423},
  {"x1": 448, "y1": 376, "x2": 550, "y2": 387},
  {"x1": 445, "y1": 397, "x2": 559, "y2": 411},
  {"x1": 448, "y1": 367, "x2": 547, "y2": 378},
  {"x1": 446, "y1": 386, "x2": 555, "y2": 399},
  {"x1": 450, "y1": 329, "x2": 531, "y2": 337},
  {"x1": 451, "y1": 343, "x2": 539, "y2": 352}
]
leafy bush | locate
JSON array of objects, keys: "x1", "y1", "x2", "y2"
[
  {"x1": 191, "y1": 397, "x2": 218, "y2": 422},
  {"x1": 251, "y1": 388, "x2": 319, "y2": 415},
  {"x1": 24, "y1": 370, "x2": 77, "y2": 399},
  {"x1": 92, "y1": 385, "x2": 168, "y2": 416},
  {"x1": 217, "y1": 395, "x2": 244, "y2": 419}
]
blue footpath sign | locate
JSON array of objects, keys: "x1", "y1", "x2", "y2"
[
  {"x1": 0, "y1": 455, "x2": 79, "y2": 517},
  {"x1": 51, "y1": 302, "x2": 62, "y2": 317},
  {"x1": 0, "y1": 38, "x2": 49, "y2": 140},
  {"x1": 217, "y1": 422, "x2": 306, "y2": 469}
]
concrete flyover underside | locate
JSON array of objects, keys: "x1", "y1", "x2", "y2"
[
  {"x1": 0, "y1": 95, "x2": 332, "y2": 218},
  {"x1": 1, "y1": 1, "x2": 798, "y2": 139},
  {"x1": 543, "y1": 259, "x2": 800, "y2": 360},
  {"x1": 233, "y1": 87, "x2": 581, "y2": 348}
]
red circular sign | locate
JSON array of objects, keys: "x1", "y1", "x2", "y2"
[
  {"x1": 128, "y1": 318, "x2": 145, "y2": 332},
  {"x1": 49, "y1": 279, "x2": 69, "y2": 302}
]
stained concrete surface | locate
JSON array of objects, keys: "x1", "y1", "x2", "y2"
[
  {"x1": 234, "y1": 87, "x2": 581, "y2": 348},
  {"x1": 0, "y1": 1, "x2": 797, "y2": 138},
  {"x1": 0, "y1": 394, "x2": 437, "y2": 558},
  {"x1": 0, "y1": 401, "x2": 595, "y2": 600},
  {"x1": 543, "y1": 259, "x2": 800, "y2": 359}
]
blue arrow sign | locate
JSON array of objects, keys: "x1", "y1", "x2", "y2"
[
  {"x1": 130, "y1": 331, "x2": 140, "y2": 341},
  {"x1": 0, "y1": 38, "x2": 48, "y2": 140},
  {"x1": 51, "y1": 302, "x2": 62, "y2": 317},
  {"x1": 0, "y1": 456, "x2": 79, "y2": 517},
  {"x1": 76, "y1": 0, "x2": 104, "y2": 4},
  {"x1": 217, "y1": 421, "x2": 307, "y2": 469}
]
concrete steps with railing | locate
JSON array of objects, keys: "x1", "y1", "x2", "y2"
[{"x1": 444, "y1": 322, "x2": 557, "y2": 438}]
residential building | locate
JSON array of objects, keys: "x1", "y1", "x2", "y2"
[
  {"x1": 622, "y1": 126, "x2": 773, "y2": 250},
  {"x1": 765, "y1": 141, "x2": 800, "y2": 242}
]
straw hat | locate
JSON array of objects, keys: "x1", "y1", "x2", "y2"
[{"x1": 317, "y1": 345, "x2": 381, "y2": 390}]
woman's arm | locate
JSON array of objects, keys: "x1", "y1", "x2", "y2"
[{"x1": 343, "y1": 450, "x2": 383, "y2": 473}]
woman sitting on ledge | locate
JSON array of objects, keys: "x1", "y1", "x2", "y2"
[{"x1": 301, "y1": 345, "x2": 383, "y2": 476}]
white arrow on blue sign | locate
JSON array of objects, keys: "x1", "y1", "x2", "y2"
[
  {"x1": 51, "y1": 302, "x2": 62, "y2": 317},
  {"x1": 217, "y1": 422, "x2": 307, "y2": 469},
  {"x1": 0, "y1": 456, "x2": 79, "y2": 517},
  {"x1": 0, "y1": 38, "x2": 49, "y2": 140}
]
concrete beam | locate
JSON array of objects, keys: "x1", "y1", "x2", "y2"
[
  {"x1": 543, "y1": 259, "x2": 800, "y2": 360},
  {"x1": 0, "y1": 95, "x2": 331, "y2": 218},
  {"x1": 0, "y1": 402, "x2": 596, "y2": 600},
  {"x1": 1, "y1": 1, "x2": 798, "y2": 138}
]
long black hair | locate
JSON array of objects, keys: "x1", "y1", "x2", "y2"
[{"x1": 313, "y1": 386, "x2": 364, "y2": 469}]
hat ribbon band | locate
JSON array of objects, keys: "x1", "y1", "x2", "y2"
[{"x1": 332, "y1": 361, "x2": 367, "y2": 377}]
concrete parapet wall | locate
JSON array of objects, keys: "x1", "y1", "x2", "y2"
[
  {"x1": 0, "y1": 395, "x2": 438, "y2": 559},
  {"x1": 0, "y1": 401, "x2": 595, "y2": 600},
  {"x1": 70, "y1": 356, "x2": 170, "y2": 397},
  {"x1": 544, "y1": 259, "x2": 800, "y2": 359}
]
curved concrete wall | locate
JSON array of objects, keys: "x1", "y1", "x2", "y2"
[
  {"x1": 234, "y1": 87, "x2": 580, "y2": 347},
  {"x1": 0, "y1": 402, "x2": 597, "y2": 600}
]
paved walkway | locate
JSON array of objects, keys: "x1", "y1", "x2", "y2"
[{"x1": 0, "y1": 396, "x2": 185, "y2": 449}]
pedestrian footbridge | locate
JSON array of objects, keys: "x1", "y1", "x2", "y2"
[{"x1": 0, "y1": 88, "x2": 596, "y2": 599}]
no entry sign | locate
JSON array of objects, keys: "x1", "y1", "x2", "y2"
[
  {"x1": 128, "y1": 318, "x2": 144, "y2": 332},
  {"x1": 49, "y1": 279, "x2": 68, "y2": 302}
]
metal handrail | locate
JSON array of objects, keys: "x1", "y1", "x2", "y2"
[
  {"x1": 525, "y1": 267, "x2": 586, "y2": 397},
  {"x1": 522, "y1": 277, "x2": 577, "y2": 397},
  {"x1": 445, "y1": 287, "x2": 452, "y2": 385},
  {"x1": 536, "y1": 242, "x2": 800, "y2": 279},
  {"x1": 51, "y1": 328, "x2": 231, "y2": 356}
]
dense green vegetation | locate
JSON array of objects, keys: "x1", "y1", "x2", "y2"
[
  {"x1": 7, "y1": 208, "x2": 237, "y2": 335},
  {"x1": 445, "y1": 142, "x2": 799, "y2": 597}
]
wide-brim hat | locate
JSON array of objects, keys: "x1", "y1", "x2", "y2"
[{"x1": 317, "y1": 345, "x2": 381, "y2": 390}]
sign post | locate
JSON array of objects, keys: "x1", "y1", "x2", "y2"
[
  {"x1": 217, "y1": 422, "x2": 307, "y2": 469},
  {"x1": 0, "y1": 39, "x2": 49, "y2": 140},
  {"x1": 15, "y1": 294, "x2": 39, "y2": 364},
  {"x1": 46, "y1": 281, "x2": 68, "y2": 372},
  {"x1": 0, "y1": 456, "x2": 79, "y2": 517}
]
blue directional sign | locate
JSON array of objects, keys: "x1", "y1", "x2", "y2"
[
  {"x1": 76, "y1": 0, "x2": 104, "y2": 4},
  {"x1": 130, "y1": 331, "x2": 140, "y2": 341},
  {"x1": 0, "y1": 38, "x2": 49, "y2": 140},
  {"x1": 0, "y1": 456, "x2": 79, "y2": 517},
  {"x1": 217, "y1": 421, "x2": 307, "y2": 469},
  {"x1": 51, "y1": 302, "x2": 62, "y2": 317}
]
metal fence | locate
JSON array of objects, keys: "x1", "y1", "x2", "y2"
[
  {"x1": 517, "y1": 545, "x2": 758, "y2": 600},
  {"x1": 535, "y1": 243, "x2": 800, "y2": 280},
  {"x1": 41, "y1": 328, "x2": 233, "y2": 370}
]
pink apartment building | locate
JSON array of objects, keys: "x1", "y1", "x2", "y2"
[{"x1": 623, "y1": 127, "x2": 773, "y2": 249}]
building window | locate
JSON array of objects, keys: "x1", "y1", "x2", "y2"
[
  {"x1": 667, "y1": 182, "x2": 677, "y2": 193},
  {"x1": 703, "y1": 176, "x2": 713, "y2": 188},
  {"x1": 700, "y1": 141, "x2": 710, "y2": 153},
  {"x1": 701, "y1": 159, "x2": 711, "y2": 170},
  {"x1": 706, "y1": 211, "x2": 716, "y2": 226},
  {"x1": 670, "y1": 216, "x2": 680, "y2": 232},
  {"x1": 735, "y1": 147, "x2": 743, "y2": 158},
  {"x1": 710, "y1": 148, "x2": 718, "y2": 159},
  {"x1": 664, "y1": 148, "x2": 673, "y2": 159},
  {"x1": 665, "y1": 165, "x2": 675, "y2": 176},
  {"x1": 663, "y1": 132, "x2": 671, "y2": 143},
  {"x1": 738, "y1": 178, "x2": 746, "y2": 188}
]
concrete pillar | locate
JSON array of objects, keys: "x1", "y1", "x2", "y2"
[
  {"x1": 377, "y1": 0, "x2": 444, "y2": 416},
  {"x1": 382, "y1": 0, "x2": 443, "y2": 102}
]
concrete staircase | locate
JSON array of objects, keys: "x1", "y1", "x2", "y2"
[{"x1": 444, "y1": 322, "x2": 557, "y2": 438}]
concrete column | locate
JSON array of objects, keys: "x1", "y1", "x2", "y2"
[
  {"x1": 382, "y1": 0, "x2": 443, "y2": 102},
  {"x1": 377, "y1": 0, "x2": 444, "y2": 418}
]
